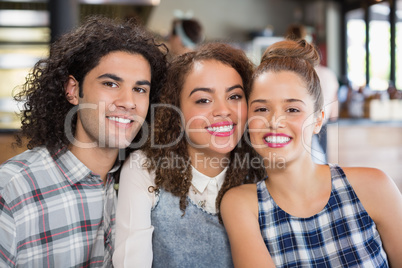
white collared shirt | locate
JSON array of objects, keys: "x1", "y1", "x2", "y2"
[{"x1": 189, "y1": 165, "x2": 227, "y2": 214}]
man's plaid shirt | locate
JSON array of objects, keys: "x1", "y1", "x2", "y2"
[{"x1": 0, "y1": 146, "x2": 118, "y2": 267}]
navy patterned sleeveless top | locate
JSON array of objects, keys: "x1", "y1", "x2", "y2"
[{"x1": 257, "y1": 164, "x2": 388, "y2": 267}]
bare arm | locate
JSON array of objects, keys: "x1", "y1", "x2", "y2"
[
  {"x1": 344, "y1": 167, "x2": 402, "y2": 267},
  {"x1": 220, "y1": 184, "x2": 276, "y2": 268}
]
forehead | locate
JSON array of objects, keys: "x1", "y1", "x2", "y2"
[
  {"x1": 98, "y1": 51, "x2": 148, "y2": 66},
  {"x1": 183, "y1": 59, "x2": 242, "y2": 86},
  {"x1": 189, "y1": 59, "x2": 230, "y2": 75},
  {"x1": 90, "y1": 51, "x2": 151, "y2": 76},
  {"x1": 251, "y1": 71, "x2": 308, "y2": 100}
]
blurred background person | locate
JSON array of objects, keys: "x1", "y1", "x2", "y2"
[
  {"x1": 167, "y1": 13, "x2": 204, "y2": 59},
  {"x1": 285, "y1": 23, "x2": 339, "y2": 164}
]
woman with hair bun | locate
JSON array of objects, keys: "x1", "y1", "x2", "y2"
[{"x1": 220, "y1": 39, "x2": 402, "y2": 267}]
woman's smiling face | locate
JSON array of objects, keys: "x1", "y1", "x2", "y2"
[
  {"x1": 248, "y1": 70, "x2": 323, "y2": 164},
  {"x1": 180, "y1": 59, "x2": 248, "y2": 159}
]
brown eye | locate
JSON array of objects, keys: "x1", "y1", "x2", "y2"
[
  {"x1": 103, "y1": 81, "x2": 118, "y2": 88},
  {"x1": 229, "y1": 94, "x2": 243, "y2": 100},
  {"x1": 254, "y1": 107, "x2": 268, "y2": 112},
  {"x1": 287, "y1": 108, "x2": 300, "y2": 113},
  {"x1": 133, "y1": 87, "x2": 147, "y2": 93},
  {"x1": 195, "y1": 98, "x2": 210, "y2": 104}
]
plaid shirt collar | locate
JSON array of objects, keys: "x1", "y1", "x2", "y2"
[{"x1": 50, "y1": 147, "x2": 121, "y2": 185}]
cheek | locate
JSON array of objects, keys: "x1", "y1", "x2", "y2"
[
  {"x1": 137, "y1": 100, "x2": 150, "y2": 121},
  {"x1": 248, "y1": 117, "x2": 266, "y2": 143},
  {"x1": 183, "y1": 109, "x2": 209, "y2": 129},
  {"x1": 301, "y1": 120, "x2": 316, "y2": 141},
  {"x1": 289, "y1": 116, "x2": 314, "y2": 145}
]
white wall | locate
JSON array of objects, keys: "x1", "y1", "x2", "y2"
[
  {"x1": 147, "y1": 0, "x2": 302, "y2": 42},
  {"x1": 301, "y1": 1, "x2": 342, "y2": 78}
]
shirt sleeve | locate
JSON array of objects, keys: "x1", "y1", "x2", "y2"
[
  {"x1": 0, "y1": 193, "x2": 17, "y2": 267},
  {"x1": 113, "y1": 150, "x2": 156, "y2": 268}
]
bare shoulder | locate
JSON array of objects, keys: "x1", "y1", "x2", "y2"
[
  {"x1": 222, "y1": 184, "x2": 258, "y2": 204},
  {"x1": 341, "y1": 166, "x2": 402, "y2": 220},
  {"x1": 225, "y1": 183, "x2": 258, "y2": 195},
  {"x1": 341, "y1": 166, "x2": 394, "y2": 192},
  {"x1": 221, "y1": 183, "x2": 259, "y2": 216}
]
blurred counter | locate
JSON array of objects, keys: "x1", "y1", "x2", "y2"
[
  {"x1": 327, "y1": 118, "x2": 402, "y2": 193},
  {"x1": 0, "y1": 131, "x2": 26, "y2": 164},
  {"x1": 334, "y1": 118, "x2": 402, "y2": 126}
]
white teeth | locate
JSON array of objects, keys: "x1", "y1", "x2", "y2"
[
  {"x1": 265, "y1": 136, "x2": 290, "y2": 144},
  {"x1": 108, "y1": 117, "x2": 131, "y2": 124},
  {"x1": 207, "y1": 125, "x2": 234, "y2": 133}
]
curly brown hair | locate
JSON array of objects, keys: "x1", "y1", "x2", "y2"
[
  {"x1": 143, "y1": 42, "x2": 265, "y2": 215},
  {"x1": 14, "y1": 15, "x2": 168, "y2": 153}
]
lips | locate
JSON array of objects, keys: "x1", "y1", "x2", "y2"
[
  {"x1": 107, "y1": 116, "x2": 134, "y2": 128},
  {"x1": 206, "y1": 122, "x2": 236, "y2": 137},
  {"x1": 263, "y1": 133, "x2": 292, "y2": 148}
]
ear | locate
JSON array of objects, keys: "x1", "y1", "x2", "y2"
[
  {"x1": 313, "y1": 110, "x2": 325, "y2": 134},
  {"x1": 65, "y1": 75, "x2": 79, "y2": 105}
]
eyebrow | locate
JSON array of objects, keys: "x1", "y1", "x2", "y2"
[
  {"x1": 250, "y1": 98, "x2": 306, "y2": 106},
  {"x1": 137, "y1": 80, "x2": 151, "y2": 86},
  {"x1": 285, "y1": 98, "x2": 306, "y2": 105},
  {"x1": 188, "y1": 84, "x2": 244, "y2": 97},
  {"x1": 98, "y1": 73, "x2": 151, "y2": 86},
  {"x1": 98, "y1": 73, "x2": 122, "y2": 82}
]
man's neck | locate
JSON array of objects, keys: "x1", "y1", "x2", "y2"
[{"x1": 69, "y1": 145, "x2": 118, "y2": 183}]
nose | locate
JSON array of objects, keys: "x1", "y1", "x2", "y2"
[
  {"x1": 268, "y1": 112, "x2": 286, "y2": 130},
  {"x1": 212, "y1": 99, "x2": 231, "y2": 119},
  {"x1": 114, "y1": 87, "x2": 136, "y2": 110}
]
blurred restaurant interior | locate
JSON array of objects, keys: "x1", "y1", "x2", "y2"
[{"x1": 0, "y1": 0, "x2": 401, "y2": 191}]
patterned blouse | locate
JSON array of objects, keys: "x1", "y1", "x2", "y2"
[{"x1": 257, "y1": 164, "x2": 388, "y2": 267}]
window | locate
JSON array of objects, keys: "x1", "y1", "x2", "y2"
[
  {"x1": 346, "y1": 8, "x2": 366, "y2": 89},
  {"x1": 345, "y1": 0, "x2": 402, "y2": 92},
  {"x1": 397, "y1": 0, "x2": 402, "y2": 89},
  {"x1": 369, "y1": 2, "x2": 391, "y2": 91},
  {"x1": 0, "y1": 8, "x2": 49, "y2": 129}
]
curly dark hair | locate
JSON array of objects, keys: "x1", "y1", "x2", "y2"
[
  {"x1": 14, "y1": 15, "x2": 168, "y2": 153},
  {"x1": 143, "y1": 42, "x2": 265, "y2": 215}
]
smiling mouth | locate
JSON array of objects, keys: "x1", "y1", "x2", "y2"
[
  {"x1": 206, "y1": 125, "x2": 234, "y2": 133},
  {"x1": 264, "y1": 136, "x2": 291, "y2": 144},
  {"x1": 107, "y1": 116, "x2": 133, "y2": 124}
]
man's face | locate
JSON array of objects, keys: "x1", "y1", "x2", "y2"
[{"x1": 68, "y1": 51, "x2": 151, "y2": 150}]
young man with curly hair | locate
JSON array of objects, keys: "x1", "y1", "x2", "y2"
[{"x1": 0, "y1": 15, "x2": 167, "y2": 267}]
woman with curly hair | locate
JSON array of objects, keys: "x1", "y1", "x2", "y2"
[
  {"x1": 0, "y1": 15, "x2": 167, "y2": 267},
  {"x1": 220, "y1": 39, "x2": 402, "y2": 267},
  {"x1": 114, "y1": 42, "x2": 264, "y2": 267}
]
